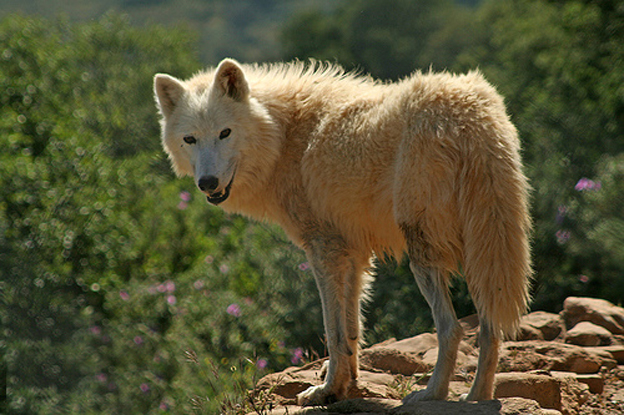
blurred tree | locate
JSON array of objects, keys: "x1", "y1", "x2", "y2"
[
  {"x1": 0, "y1": 13, "x2": 204, "y2": 414},
  {"x1": 282, "y1": 0, "x2": 476, "y2": 79},
  {"x1": 456, "y1": 0, "x2": 624, "y2": 309}
]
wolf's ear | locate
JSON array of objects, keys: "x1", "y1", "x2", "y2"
[
  {"x1": 154, "y1": 74, "x2": 186, "y2": 118},
  {"x1": 212, "y1": 59, "x2": 249, "y2": 102}
]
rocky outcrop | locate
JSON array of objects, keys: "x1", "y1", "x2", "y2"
[{"x1": 251, "y1": 297, "x2": 624, "y2": 414}]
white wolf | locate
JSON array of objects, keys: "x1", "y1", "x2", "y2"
[{"x1": 154, "y1": 59, "x2": 532, "y2": 406}]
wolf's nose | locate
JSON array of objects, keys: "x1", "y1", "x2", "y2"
[{"x1": 198, "y1": 176, "x2": 219, "y2": 193}]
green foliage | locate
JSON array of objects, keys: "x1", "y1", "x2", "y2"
[
  {"x1": 1, "y1": 13, "x2": 316, "y2": 414},
  {"x1": 0, "y1": 0, "x2": 339, "y2": 65},
  {"x1": 282, "y1": 0, "x2": 475, "y2": 79},
  {"x1": 455, "y1": 0, "x2": 624, "y2": 309},
  {"x1": 559, "y1": 155, "x2": 624, "y2": 304}
]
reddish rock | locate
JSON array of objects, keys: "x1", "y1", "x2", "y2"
[
  {"x1": 517, "y1": 323, "x2": 544, "y2": 341},
  {"x1": 360, "y1": 347, "x2": 430, "y2": 375},
  {"x1": 596, "y1": 345, "x2": 624, "y2": 364},
  {"x1": 495, "y1": 371, "x2": 589, "y2": 415},
  {"x1": 565, "y1": 321, "x2": 613, "y2": 346},
  {"x1": 374, "y1": 332, "x2": 439, "y2": 355},
  {"x1": 561, "y1": 297, "x2": 624, "y2": 334},
  {"x1": 499, "y1": 341, "x2": 603, "y2": 374},
  {"x1": 522, "y1": 311, "x2": 563, "y2": 341},
  {"x1": 551, "y1": 370, "x2": 603, "y2": 394},
  {"x1": 495, "y1": 372, "x2": 562, "y2": 411}
]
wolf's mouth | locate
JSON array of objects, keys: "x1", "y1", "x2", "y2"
[{"x1": 206, "y1": 173, "x2": 235, "y2": 205}]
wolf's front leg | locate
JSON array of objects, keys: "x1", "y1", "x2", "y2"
[{"x1": 296, "y1": 240, "x2": 368, "y2": 406}]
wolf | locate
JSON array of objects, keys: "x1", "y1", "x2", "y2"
[{"x1": 154, "y1": 58, "x2": 532, "y2": 406}]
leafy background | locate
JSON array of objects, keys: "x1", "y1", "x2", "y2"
[{"x1": 1, "y1": 0, "x2": 623, "y2": 413}]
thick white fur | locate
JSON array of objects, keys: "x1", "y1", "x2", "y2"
[{"x1": 154, "y1": 59, "x2": 532, "y2": 406}]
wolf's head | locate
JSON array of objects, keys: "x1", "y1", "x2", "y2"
[{"x1": 154, "y1": 59, "x2": 279, "y2": 207}]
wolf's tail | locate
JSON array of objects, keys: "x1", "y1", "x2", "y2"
[{"x1": 459, "y1": 121, "x2": 532, "y2": 339}]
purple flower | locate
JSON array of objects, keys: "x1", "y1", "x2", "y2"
[
  {"x1": 575, "y1": 177, "x2": 602, "y2": 191},
  {"x1": 291, "y1": 347, "x2": 304, "y2": 365},
  {"x1": 119, "y1": 290, "x2": 130, "y2": 301},
  {"x1": 226, "y1": 303, "x2": 241, "y2": 317},
  {"x1": 180, "y1": 191, "x2": 191, "y2": 202},
  {"x1": 256, "y1": 359, "x2": 268, "y2": 369},
  {"x1": 556, "y1": 230, "x2": 571, "y2": 244}
]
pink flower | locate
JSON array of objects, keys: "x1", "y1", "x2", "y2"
[
  {"x1": 167, "y1": 295, "x2": 177, "y2": 305},
  {"x1": 140, "y1": 383, "x2": 150, "y2": 393},
  {"x1": 575, "y1": 178, "x2": 602, "y2": 191},
  {"x1": 298, "y1": 262, "x2": 310, "y2": 271},
  {"x1": 193, "y1": 280, "x2": 204, "y2": 290},
  {"x1": 165, "y1": 280, "x2": 175, "y2": 293},
  {"x1": 556, "y1": 230, "x2": 571, "y2": 244},
  {"x1": 119, "y1": 290, "x2": 130, "y2": 301},
  {"x1": 134, "y1": 336, "x2": 143, "y2": 345},
  {"x1": 96, "y1": 373, "x2": 107, "y2": 382},
  {"x1": 579, "y1": 275, "x2": 589, "y2": 283},
  {"x1": 219, "y1": 264, "x2": 230, "y2": 274},
  {"x1": 291, "y1": 347, "x2": 304, "y2": 365},
  {"x1": 256, "y1": 359, "x2": 268, "y2": 369},
  {"x1": 226, "y1": 303, "x2": 241, "y2": 317},
  {"x1": 179, "y1": 191, "x2": 191, "y2": 202},
  {"x1": 90, "y1": 326, "x2": 101, "y2": 335},
  {"x1": 177, "y1": 201, "x2": 188, "y2": 210}
]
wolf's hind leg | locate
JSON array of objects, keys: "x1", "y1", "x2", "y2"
[
  {"x1": 403, "y1": 264, "x2": 463, "y2": 403},
  {"x1": 461, "y1": 320, "x2": 499, "y2": 401},
  {"x1": 296, "y1": 238, "x2": 367, "y2": 406}
]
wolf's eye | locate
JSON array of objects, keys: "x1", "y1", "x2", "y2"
[
  {"x1": 219, "y1": 128, "x2": 231, "y2": 140},
  {"x1": 183, "y1": 135, "x2": 196, "y2": 145}
]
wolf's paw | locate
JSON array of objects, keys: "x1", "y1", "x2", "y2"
[
  {"x1": 458, "y1": 390, "x2": 492, "y2": 402},
  {"x1": 402, "y1": 387, "x2": 447, "y2": 404},
  {"x1": 297, "y1": 383, "x2": 342, "y2": 406},
  {"x1": 319, "y1": 360, "x2": 329, "y2": 379}
]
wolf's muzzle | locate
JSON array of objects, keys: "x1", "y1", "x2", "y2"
[{"x1": 199, "y1": 174, "x2": 235, "y2": 205}]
